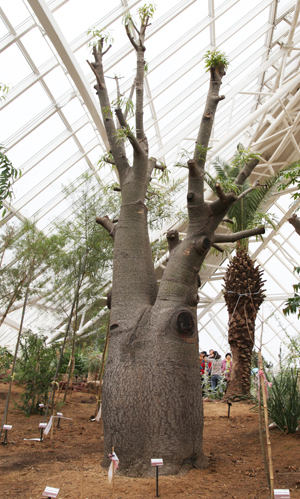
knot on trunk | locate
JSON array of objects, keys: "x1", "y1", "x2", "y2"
[
  {"x1": 107, "y1": 289, "x2": 112, "y2": 309},
  {"x1": 186, "y1": 289, "x2": 199, "y2": 307},
  {"x1": 176, "y1": 310, "x2": 195, "y2": 337},
  {"x1": 167, "y1": 230, "x2": 180, "y2": 253},
  {"x1": 195, "y1": 236, "x2": 211, "y2": 255}
]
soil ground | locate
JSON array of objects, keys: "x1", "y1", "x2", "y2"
[{"x1": 1, "y1": 382, "x2": 300, "y2": 499}]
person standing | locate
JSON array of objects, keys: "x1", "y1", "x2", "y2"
[
  {"x1": 199, "y1": 351, "x2": 207, "y2": 375},
  {"x1": 221, "y1": 353, "x2": 232, "y2": 380},
  {"x1": 206, "y1": 351, "x2": 222, "y2": 391},
  {"x1": 221, "y1": 352, "x2": 232, "y2": 393}
]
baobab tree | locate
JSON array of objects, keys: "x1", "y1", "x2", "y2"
[{"x1": 89, "y1": 5, "x2": 264, "y2": 476}]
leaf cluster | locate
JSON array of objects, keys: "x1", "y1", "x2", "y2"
[
  {"x1": 138, "y1": 3, "x2": 156, "y2": 24},
  {"x1": 86, "y1": 28, "x2": 114, "y2": 50},
  {"x1": 278, "y1": 160, "x2": 300, "y2": 200},
  {"x1": 0, "y1": 220, "x2": 65, "y2": 312},
  {"x1": 0, "y1": 146, "x2": 21, "y2": 217},
  {"x1": 204, "y1": 144, "x2": 292, "y2": 246},
  {"x1": 0, "y1": 83, "x2": 9, "y2": 102},
  {"x1": 283, "y1": 266, "x2": 300, "y2": 318},
  {"x1": 203, "y1": 49, "x2": 229, "y2": 72},
  {"x1": 0, "y1": 346, "x2": 12, "y2": 375},
  {"x1": 122, "y1": 3, "x2": 156, "y2": 29}
]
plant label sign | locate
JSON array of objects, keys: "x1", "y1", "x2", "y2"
[
  {"x1": 274, "y1": 490, "x2": 290, "y2": 499},
  {"x1": 42, "y1": 486, "x2": 59, "y2": 498},
  {"x1": 3, "y1": 425, "x2": 12, "y2": 431},
  {"x1": 56, "y1": 412, "x2": 63, "y2": 417},
  {"x1": 151, "y1": 459, "x2": 163, "y2": 466},
  {"x1": 39, "y1": 423, "x2": 47, "y2": 429}
]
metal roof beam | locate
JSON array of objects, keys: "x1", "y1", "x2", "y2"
[
  {"x1": 27, "y1": 0, "x2": 109, "y2": 148},
  {"x1": 0, "y1": 0, "x2": 69, "y2": 52}
]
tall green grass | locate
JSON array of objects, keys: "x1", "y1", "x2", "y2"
[{"x1": 267, "y1": 368, "x2": 300, "y2": 434}]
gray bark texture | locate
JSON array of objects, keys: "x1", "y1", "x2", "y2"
[{"x1": 88, "y1": 24, "x2": 264, "y2": 477}]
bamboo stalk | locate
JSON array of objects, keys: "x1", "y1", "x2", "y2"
[
  {"x1": 258, "y1": 374, "x2": 270, "y2": 490},
  {"x1": 81, "y1": 454, "x2": 84, "y2": 499},
  {"x1": 112, "y1": 445, "x2": 115, "y2": 499},
  {"x1": 258, "y1": 351, "x2": 274, "y2": 499},
  {"x1": 95, "y1": 315, "x2": 110, "y2": 417},
  {"x1": 1, "y1": 284, "x2": 30, "y2": 436}
]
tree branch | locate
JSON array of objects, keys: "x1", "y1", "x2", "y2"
[
  {"x1": 114, "y1": 108, "x2": 144, "y2": 156},
  {"x1": 89, "y1": 44, "x2": 129, "y2": 184},
  {"x1": 288, "y1": 213, "x2": 300, "y2": 236},
  {"x1": 103, "y1": 44, "x2": 112, "y2": 56},
  {"x1": 188, "y1": 65, "x2": 226, "y2": 209},
  {"x1": 236, "y1": 180, "x2": 260, "y2": 201},
  {"x1": 234, "y1": 158, "x2": 260, "y2": 187},
  {"x1": 86, "y1": 59, "x2": 104, "y2": 89},
  {"x1": 96, "y1": 216, "x2": 115, "y2": 239},
  {"x1": 212, "y1": 243, "x2": 224, "y2": 253},
  {"x1": 222, "y1": 218, "x2": 233, "y2": 224},
  {"x1": 124, "y1": 77, "x2": 136, "y2": 121},
  {"x1": 216, "y1": 183, "x2": 231, "y2": 202},
  {"x1": 125, "y1": 24, "x2": 139, "y2": 50},
  {"x1": 151, "y1": 160, "x2": 167, "y2": 172},
  {"x1": 213, "y1": 226, "x2": 265, "y2": 244},
  {"x1": 104, "y1": 158, "x2": 115, "y2": 166}
]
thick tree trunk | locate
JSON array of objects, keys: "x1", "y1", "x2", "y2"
[
  {"x1": 102, "y1": 305, "x2": 206, "y2": 476},
  {"x1": 224, "y1": 249, "x2": 265, "y2": 399}
]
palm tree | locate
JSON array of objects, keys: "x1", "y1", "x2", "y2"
[{"x1": 205, "y1": 145, "x2": 288, "y2": 399}]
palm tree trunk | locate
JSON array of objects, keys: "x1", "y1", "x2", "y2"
[{"x1": 224, "y1": 248, "x2": 265, "y2": 399}]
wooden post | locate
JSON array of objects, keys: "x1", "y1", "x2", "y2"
[
  {"x1": 95, "y1": 314, "x2": 110, "y2": 417},
  {"x1": 1, "y1": 285, "x2": 29, "y2": 436},
  {"x1": 258, "y1": 351, "x2": 274, "y2": 499},
  {"x1": 112, "y1": 445, "x2": 115, "y2": 499},
  {"x1": 258, "y1": 373, "x2": 270, "y2": 490},
  {"x1": 81, "y1": 455, "x2": 84, "y2": 499}
]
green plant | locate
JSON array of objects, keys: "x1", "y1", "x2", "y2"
[
  {"x1": 138, "y1": 3, "x2": 156, "y2": 23},
  {"x1": 202, "y1": 373, "x2": 226, "y2": 400},
  {"x1": 87, "y1": 28, "x2": 114, "y2": 50},
  {"x1": 0, "y1": 347, "x2": 12, "y2": 375},
  {"x1": 15, "y1": 332, "x2": 57, "y2": 416},
  {"x1": 0, "y1": 146, "x2": 21, "y2": 217},
  {"x1": 203, "y1": 49, "x2": 229, "y2": 72},
  {"x1": 0, "y1": 83, "x2": 9, "y2": 101},
  {"x1": 283, "y1": 266, "x2": 300, "y2": 318},
  {"x1": 88, "y1": 349, "x2": 102, "y2": 377},
  {"x1": 267, "y1": 368, "x2": 300, "y2": 433},
  {"x1": 60, "y1": 349, "x2": 88, "y2": 377}
]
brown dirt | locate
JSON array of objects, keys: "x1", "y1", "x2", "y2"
[{"x1": 1, "y1": 383, "x2": 300, "y2": 499}]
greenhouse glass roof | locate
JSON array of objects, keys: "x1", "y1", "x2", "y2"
[{"x1": 1, "y1": 0, "x2": 300, "y2": 367}]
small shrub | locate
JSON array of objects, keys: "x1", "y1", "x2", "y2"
[
  {"x1": 88, "y1": 349, "x2": 103, "y2": 379},
  {"x1": 202, "y1": 373, "x2": 226, "y2": 400},
  {"x1": 267, "y1": 368, "x2": 300, "y2": 433},
  {"x1": 60, "y1": 349, "x2": 88, "y2": 378},
  {"x1": 0, "y1": 346, "x2": 12, "y2": 375},
  {"x1": 16, "y1": 332, "x2": 57, "y2": 416}
]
